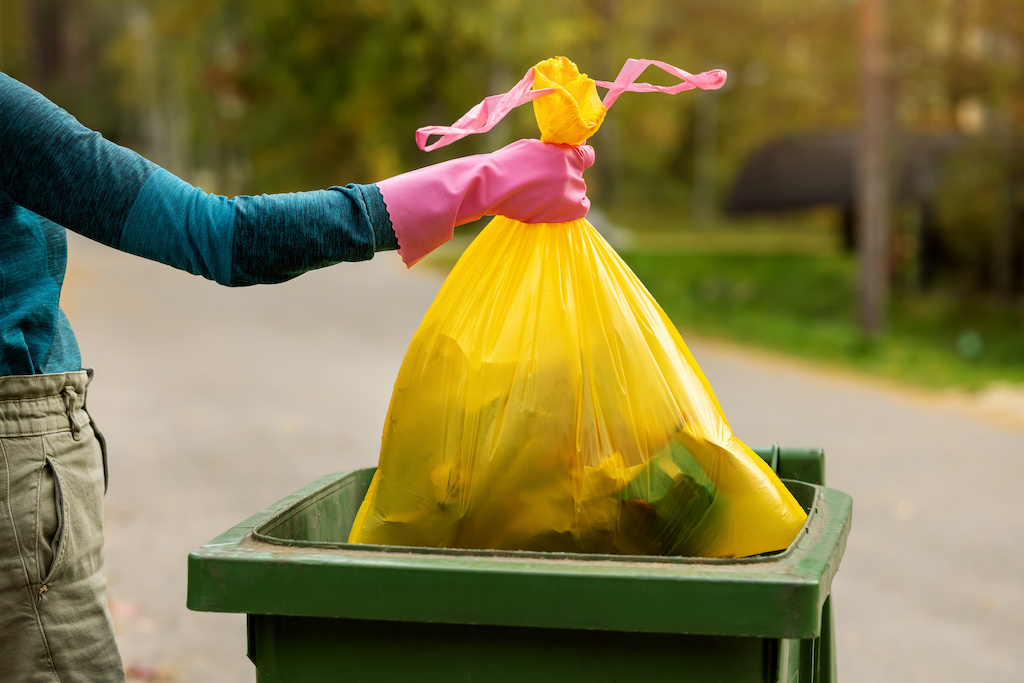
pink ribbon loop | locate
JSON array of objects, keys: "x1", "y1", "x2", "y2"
[
  {"x1": 414, "y1": 59, "x2": 727, "y2": 152},
  {"x1": 594, "y1": 58, "x2": 727, "y2": 109},
  {"x1": 416, "y1": 70, "x2": 554, "y2": 151}
]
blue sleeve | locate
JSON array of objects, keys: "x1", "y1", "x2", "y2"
[{"x1": 0, "y1": 72, "x2": 398, "y2": 286}]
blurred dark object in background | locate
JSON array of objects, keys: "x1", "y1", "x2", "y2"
[
  {"x1": 724, "y1": 130, "x2": 961, "y2": 251},
  {"x1": 722, "y1": 130, "x2": 1024, "y2": 295}
]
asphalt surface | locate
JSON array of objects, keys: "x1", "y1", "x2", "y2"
[{"x1": 61, "y1": 230, "x2": 1024, "y2": 682}]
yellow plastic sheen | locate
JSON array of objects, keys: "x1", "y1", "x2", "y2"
[{"x1": 348, "y1": 59, "x2": 807, "y2": 558}]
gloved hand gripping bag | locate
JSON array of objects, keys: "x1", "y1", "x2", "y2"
[{"x1": 349, "y1": 58, "x2": 807, "y2": 558}]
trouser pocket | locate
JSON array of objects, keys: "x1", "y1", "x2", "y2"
[{"x1": 37, "y1": 457, "x2": 66, "y2": 590}]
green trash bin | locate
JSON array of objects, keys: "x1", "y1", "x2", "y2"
[{"x1": 187, "y1": 446, "x2": 851, "y2": 683}]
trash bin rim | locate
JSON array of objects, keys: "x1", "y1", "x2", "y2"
[
  {"x1": 187, "y1": 466, "x2": 851, "y2": 639},
  {"x1": 249, "y1": 467, "x2": 815, "y2": 567}
]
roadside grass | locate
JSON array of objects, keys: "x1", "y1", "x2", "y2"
[{"x1": 611, "y1": 210, "x2": 1024, "y2": 391}]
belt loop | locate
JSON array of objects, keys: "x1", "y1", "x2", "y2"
[{"x1": 62, "y1": 386, "x2": 82, "y2": 440}]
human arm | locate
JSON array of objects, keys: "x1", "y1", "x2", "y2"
[
  {"x1": 0, "y1": 72, "x2": 394, "y2": 286},
  {"x1": 1, "y1": 72, "x2": 593, "y2": 279}
]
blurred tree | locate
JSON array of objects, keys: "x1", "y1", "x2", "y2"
[
  {"x1": 1, "y1": 0, "x2": 118, "y2": 130},
  {"x1": 858, "y1": 0, "x2": 891, "y2": 337},
  {"x1": 97, "y1": 0, "x2": 610, "y2": 193},
  {"x1": 890, "y1": 0, "x2": 1024, "y2": 304}
]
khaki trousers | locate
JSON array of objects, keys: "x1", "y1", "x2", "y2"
[{"x1": 0, "y1": 371, "x2": 124, "y2": 682}]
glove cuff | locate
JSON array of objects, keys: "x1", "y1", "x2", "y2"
[{"x1": 377, "y1": 171, "x2": 458, "y2": 267}]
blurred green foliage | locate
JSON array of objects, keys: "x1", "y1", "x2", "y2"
[
  {"x1": 621, "y1": 230, "x2": 1024, "y2": 389},
  {"x1": 3, "y1": 0, "x2": 868, "y2": 194}
]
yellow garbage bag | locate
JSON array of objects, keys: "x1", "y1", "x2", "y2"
[{"x1": 349, "y1": 58, "x2": 807, "y2": 558}]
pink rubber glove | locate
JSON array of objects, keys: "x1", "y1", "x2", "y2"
[{"x1": 377, "y1": 139, "x2": 595, "y2": 267}]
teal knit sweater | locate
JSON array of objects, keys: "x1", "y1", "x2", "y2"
[{"x1": 0, "y1": 73, "x2": 398, "y2": 376}]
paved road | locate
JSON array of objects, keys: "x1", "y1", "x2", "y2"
[{"x1": 62, "y1": 231, "x2": 1024, "y2": 682}]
